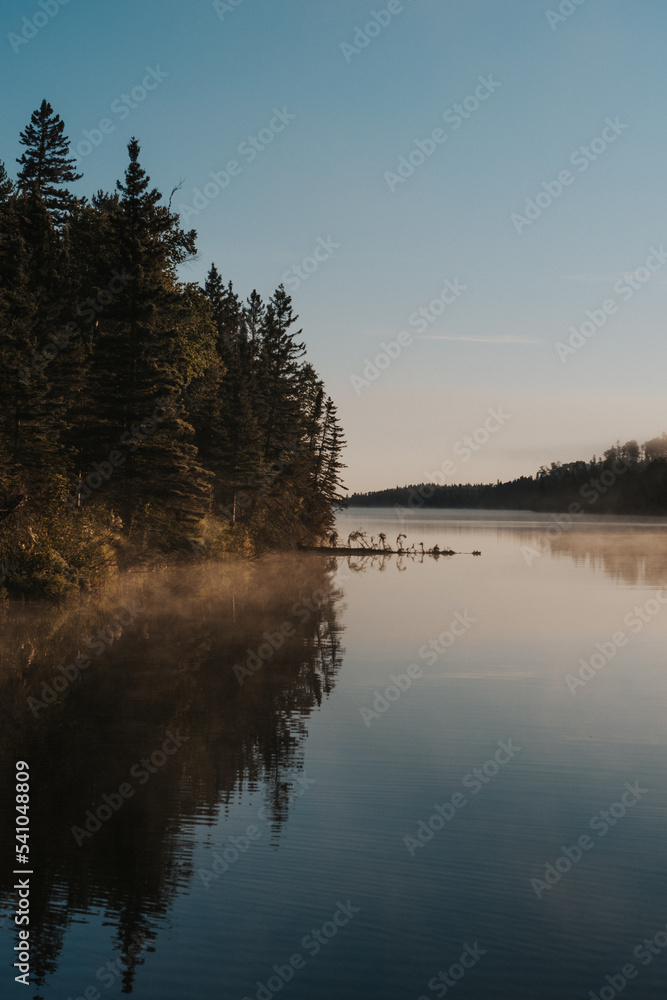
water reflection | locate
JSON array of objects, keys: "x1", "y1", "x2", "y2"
[
  {"x1": 4, "y1": 514, "x2": 667, "y2": 1000},
  {"x1": 340, "y1": 550, "x2": 466, "y2": 574},
  {"x1": 547, "y1": 531, "x2": 667, "y2": 587},
  {"x1": 341, "y1": 508, "x2": 667, "y2": 587},
  {"x1": 0, "y1": 555, "x2": 345, "y2": 995}
]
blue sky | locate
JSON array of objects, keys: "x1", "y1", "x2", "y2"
[{"x1": 1, "y1": 0, "x2": 665, "y2": 490}]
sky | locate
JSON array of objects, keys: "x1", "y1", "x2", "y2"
[{"x1": 1, "y1": 0, "x2": 665, "y2": 492}]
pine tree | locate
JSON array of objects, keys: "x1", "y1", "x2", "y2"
[
  {"x1": 243, "y1": 289, "x2": 264, "y2": 344},
  {"x1": 0, "y1": 184, "x2": 62, "y2": 503},
  {"x1": 0, "y1": 160, "x2": 14, "y2": 202},
  {"x1": 81, "y1": 140, "x2": 213, "y2": 540},
  {"x1": 316, "y1": 398, "x2": 347, "y2": 511},
  {"x1": 1, "y1": 111, "x2": 347, "y2": 587},
  {"x1": 204, "y1": 264, "x2": 225, "y2": 335},
  {"x1": 16, "y1": 101, "x2": 82, "y2": 228},
  {"x1": 194, "y1": 266, "x2": 263, "y2": 518},
  {"x1": 0, "y1": 154, "x2": 67, "y2": 503},
  {"x1": 257, "y1": 285, "x2": 306, "y2": 463}
]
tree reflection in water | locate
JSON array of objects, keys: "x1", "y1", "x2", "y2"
[{"x1": 0, "y1": 554, "x2": 345, "y2": 994}]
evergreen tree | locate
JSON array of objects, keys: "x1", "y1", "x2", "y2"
[
  {"x1": 0, "y1": 111, "x2": 347, "y2": 592},
  {"x1": 257, "y1": 285, "x2": 306, "y2": 463},
  {"x1": 0, "y1": 160, "x2": 63, "y2": 503},
  {"x1": 82, "y1": 140, "x2": 213, "y2": 540},
  {"x1": 316, "y1": 398, "x2": 347, "y2": 511},
  {"x1": 0, "y1": 160, "x2": 14, "y2": 202},
  {"x1": 192, "y1": 266, "x2": 262, "y2": 519},
  {"x1": 16, "y1": 100, "x2": 82, "y2": 228},
  {"x1": 203, "y1": 264, "x2": 225, "y2": 338}
]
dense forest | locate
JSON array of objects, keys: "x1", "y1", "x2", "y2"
[
  {"x1": 0, "y1": 101, "x2": 345, "y2": 596},
  {"x1": 348, "y1": 435, "x2": 667, "y2": 515}
]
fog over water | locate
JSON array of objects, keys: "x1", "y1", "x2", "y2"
[{"x1": 2, "y1": 509, "x2": 667, "y2": 999}]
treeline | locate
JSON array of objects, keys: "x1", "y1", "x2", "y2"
[
  {"x1": 348, "y1": 436, "x2": 667, "y2": 515},
  {"x1": 0, "y1": 101, "x2": 345, "y2": 595}
]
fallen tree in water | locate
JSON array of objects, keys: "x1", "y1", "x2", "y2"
[{"x1": 298, "y1": 531, "x2": 481, "y2": 557}]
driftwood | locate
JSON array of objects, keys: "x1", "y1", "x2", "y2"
[
  {"x1": 311, "y1": 530, "x2": 481, "y2": 557},
  {"x1": 298, "y1": 544, "x2": 481, "y2": 556}
]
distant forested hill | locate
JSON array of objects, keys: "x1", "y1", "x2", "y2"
[{"x1": 347, "y1": 436, "x2": 667, "y2": 516}]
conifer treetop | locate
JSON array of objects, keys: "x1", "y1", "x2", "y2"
[{"x1": 16, "y1": 99, "x2": 82, "y2": 226}]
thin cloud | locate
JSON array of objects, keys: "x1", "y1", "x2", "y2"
[
  {"x1": 420, "y1": 335, "x2": 540, "y2": 344},
  {"x1": 562, "y1": 271, "x2": 667, "y2": 284},
  {"x1": 562, "y1": 273, "x2": 619, "y2": 283}
]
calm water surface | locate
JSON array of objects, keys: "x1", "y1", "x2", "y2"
[{"x1": 2, "y1": 508, "x2": 667, "y2": 999}]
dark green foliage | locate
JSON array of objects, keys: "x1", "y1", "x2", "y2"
[
  {"x1": 0, "y1": 104, "x2": 346, "y2": 594},
  {"x1": 0, "y1": 160, "x2": 14, "y2": 202},
  {"x1": 191, "y1": 271, "x2": 346, "y2": 546},
  {"x1": 16, "y1": 100, "x2": 82, "y2": 228}
]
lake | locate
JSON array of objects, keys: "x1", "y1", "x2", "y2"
[{"x1": 2, "y1": 508, "x2": 667, "y2": 999}]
